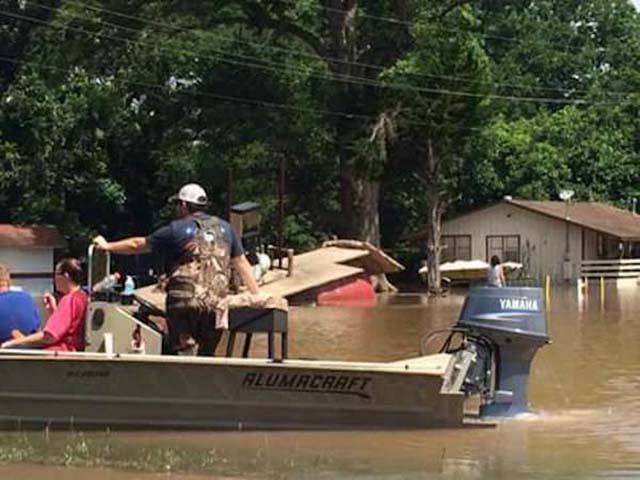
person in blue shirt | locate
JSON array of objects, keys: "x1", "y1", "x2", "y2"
[
  {"x1": 0, "y1": 263, "x2": 41, "y2": 343},
  {"x1": 93, "y1": 183, "x2": 262, "y2": 355}
]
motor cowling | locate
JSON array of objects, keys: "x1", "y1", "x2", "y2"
[{"x1": 456, "y1": 287, "x2": 550, "y2": 417}]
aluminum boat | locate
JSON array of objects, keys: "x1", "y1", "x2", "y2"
[{"x1": 0, "y1": 282, "x2": 549, "y2": 430}]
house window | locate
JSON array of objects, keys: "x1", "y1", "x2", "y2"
[
  {"x1": 441, "y1": 235, "x2": 472, "y2": 262},
  {"x1": 486, "y1": 235, "x2": 520, "y2": 262}
]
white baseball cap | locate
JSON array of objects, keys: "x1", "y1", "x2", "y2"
[{"x1": 169, "y1": 183, "x2": 208, "y2": 206}]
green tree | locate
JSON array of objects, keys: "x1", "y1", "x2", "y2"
[
  {"x1": 0, "y1": 67, "x2": 127, "y2": 251},
  {"x1": 383, "y1": 4, "x2": 491, "y2": 291}
]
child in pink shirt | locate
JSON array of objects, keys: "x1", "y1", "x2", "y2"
[{"x1": 1, "y1": 258, "x2": 87, "y2": 351}]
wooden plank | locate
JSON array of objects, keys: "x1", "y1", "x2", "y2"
[
  {"x1": 261, "y1": 263, "x2": 364, "y2": 298},
  {"x1": 260, "y1": 246, "x2": 368, "y2": 297},
  {"x1": 322, "y1": 240, "x2": 405, "y2": 273},
  {"x1": 580, "y1": 265, "x2": 640, "y2": 271},
  {"x1": 581, "y1": 259, "x2": 640, "y2": 265},
  {"x1": 581, "y1": 272, "x2": 640, "y2": 278},
  {"x1": 294, "y1": 246, "x2": 370, "y2": 264},
  {"x1": 581, "y1": 265, "x2": 640, "y2": 269},
  {"x1": 581, "y1": 272, "x2": 640, "y2": 277},
  {"x1": 581, "y1": 272, "x2": 640, "y2": 276},
  {"x1": 581, "y1": 264, "x2": 640, "y2": 269}
]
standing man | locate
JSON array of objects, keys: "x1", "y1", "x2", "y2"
[
  {"x1": 0, "y1": 263, "x2": 41, "y2": 343},
  {"x1": 93, "y1": 183, "x2": 261, "y2": 355}
]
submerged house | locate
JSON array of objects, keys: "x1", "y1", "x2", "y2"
[
  {"x1": 0, "y1": 224, "x2": 65, "y2": 295},
  {"x1": 409, "y1": 198, "x2": 640, "y2": 282}
]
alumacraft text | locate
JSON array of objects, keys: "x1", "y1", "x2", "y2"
[{"x1": 242, "y1": 372, "x2": 373, "y2": 399}]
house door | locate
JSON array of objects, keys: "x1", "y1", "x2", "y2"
[{"x1": 486, "y1": 235, "x2": 521, "y2": 262}]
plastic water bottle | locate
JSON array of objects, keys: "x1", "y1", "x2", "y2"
[
  {"x1": 92, "y1": 272, "x2": 121, "y2": 293},
  {"x1": 122, "y1": 275, "x2": 135, "y2": 305}
]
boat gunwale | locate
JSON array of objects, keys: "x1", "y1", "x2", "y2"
[{"x1": 0, "y1": 350, "x2": 453, "y2": 376}]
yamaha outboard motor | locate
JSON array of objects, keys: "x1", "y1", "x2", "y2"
[{"x1": 456, "y1": 287, "x2": 550, "y2": 417}]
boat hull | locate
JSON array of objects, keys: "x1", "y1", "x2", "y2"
[{"x1": 0, "y1": 354, "x2": 464, "y2": 430}]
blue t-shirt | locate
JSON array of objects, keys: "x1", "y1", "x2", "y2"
[
  {"x1": 0, "y1": 291, "x2": 41, "y2": 343},
  {"x1": 146, "y1": 212, "x2": 244, "y2": 275}
]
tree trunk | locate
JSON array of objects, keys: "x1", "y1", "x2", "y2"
[
  {"x1": 422, "y1": 139, "x2": 445, "y2": 293},
  {"x1": 326, "y1": 0, "x2": 381, "y2": 245},
  {"x1": 235, "y1": 0, "x2": 383, "y2": 245},
  {"x1": 340, "y1": 159, "x2": 381, "y2": 244},
  {"x1": 424, "y1": 198, "x2": 443, "y2": 293}
]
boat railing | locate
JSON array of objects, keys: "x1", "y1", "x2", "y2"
[{"x1": 87, "y1": 244, "x2": 111, "y2": 294}]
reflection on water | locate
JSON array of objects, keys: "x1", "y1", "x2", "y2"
[{"x1": 1, "y1": 284, "x2": 640, "y2": 479}]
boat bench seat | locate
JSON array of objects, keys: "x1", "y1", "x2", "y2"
[
  {"x1": 133, "y1": 300, "x2": 288, "y2": 360},
  {"x1": 132, "y1": 286, "x2": 289, "y2": 359},
  {"x1": 227, "y1": 307, "x2": 288, "y2": 360}
]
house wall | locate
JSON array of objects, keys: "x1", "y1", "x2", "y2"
[
  {"x1": 443, "y1": 202, "x2": 583, "y2": 282},
  {"x1": 0, "y1": 247, "x2": 54, "y2": 295},
  {"x1": 583, "y1": 229, "x2": 599, "y2": 259}
]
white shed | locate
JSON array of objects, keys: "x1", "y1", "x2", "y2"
[{"x1": 0, "y1": 224, "x2": 65, "y2": 295}]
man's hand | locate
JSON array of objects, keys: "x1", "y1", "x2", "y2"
[
  {"x1": 251, "y1": 291, "x2": 271, "y2": 308},
  {"x1": 231, "y1": 254, "x2": 260, "y2": 295},
  {"x1": 92, "y1": 235, "x2": 109, "y2": 251}
]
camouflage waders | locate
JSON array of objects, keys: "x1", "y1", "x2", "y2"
[{"x1": 166, "y1": 216, "x2": 231, "y2": 355}]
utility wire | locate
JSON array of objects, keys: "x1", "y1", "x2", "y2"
[
  {"x1": 64, "y1": 0, "x2": 640, "y2": 98},
  {"x1": 277, "y1": 0, "x2": 628, "y2": 55},
  {"x1": 58, "y1": 0, "x2": 629, "y2": 98},
  {"x1": 0, "y1": 8, "x2": 622, "y2": 106},
  {"x1": 0, "y1": 6, "x2": 516, "y2": 102},
  {"x1": 0, "y1": 54, "x2": 488, "y2": 133},
  {"x1": 65, "y1": 0, "x2": 601, "y2": 56}
]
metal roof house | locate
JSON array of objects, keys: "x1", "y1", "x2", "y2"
[
  {"x1": 409, "y1": 198, "x2": 640, "y2": 282},
  {"x1": 0, "y1": 224, "x2": 65, "y2": 295}
]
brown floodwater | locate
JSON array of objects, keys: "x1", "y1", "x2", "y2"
[{"x1": 1, "y1": 284, "x2": 639, "y2": 479}]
